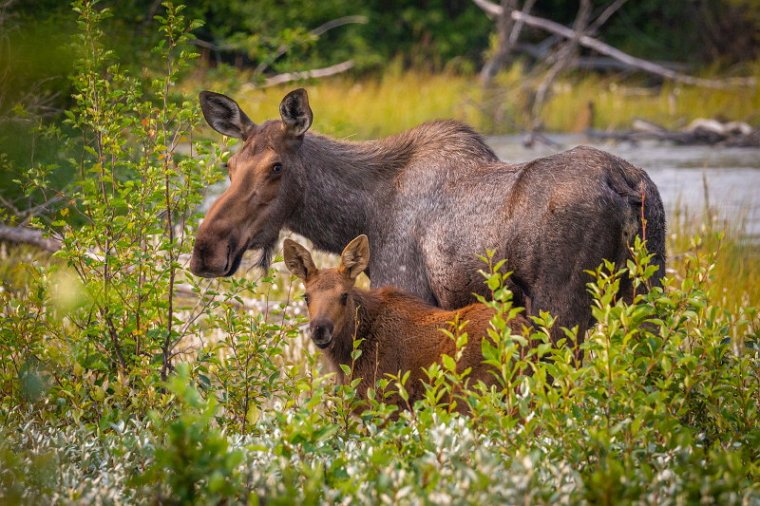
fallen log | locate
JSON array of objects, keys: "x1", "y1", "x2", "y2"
[
  {"x1": 472, "y1": 0, "x2": 756, "y2": 89},
  {"x1": 588, "y1": 118, "x2": 760, "y2": 147}
]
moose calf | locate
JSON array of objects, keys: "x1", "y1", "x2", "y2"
[{"x1": 284, "y1": 235, "x2": 530, "y2": 408}]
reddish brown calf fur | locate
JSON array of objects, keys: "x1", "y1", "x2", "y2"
[{"x1": 284, "y1": 235, "x2": 529, "y2": 409}]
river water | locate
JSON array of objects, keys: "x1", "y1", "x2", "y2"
[{"x1": 486, "y1": 135, "x2": 760, "y2": 239}]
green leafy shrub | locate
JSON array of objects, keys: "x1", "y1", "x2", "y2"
[{"x1": 139, "y1": 364, "x2": 245, "y2": 504}]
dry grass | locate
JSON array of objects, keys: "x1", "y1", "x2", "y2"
[
  {"x1": 667, "y1": 210, "x2": 760, "y2": 310},
  {"x1": 195, "y1": 65, "x2": 760, "y2": 138}
]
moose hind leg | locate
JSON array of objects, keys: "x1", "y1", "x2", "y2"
[{"x1": 529, "y1": 278, "x2": 593, "y2": 360}]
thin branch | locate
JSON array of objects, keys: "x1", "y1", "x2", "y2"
[
  {"x1": 473, "y1": 0, "x2": 502, "y2": 16},
  {"x1": 1, "y1": 194, "x2": 64, "y2": 225},
  {"x1": 588, "y1": 0, "x2": 629, "y2": 34},
  {"x1": 480, "y1": 0, "x2": 517, "y2": 86},
  {"x1": 530, "y1": 0, "x2": 591, "y2": 127},
  {"x1": 174, "y1": 283, "x2": 293, "y2": 314},
  {"x1": 251, "y1": 60, "x2": 355, "y2": 89},
  {"x1": 508, "y1": 0, "x2": 537, "y2": 46},
  {"x1": 255, "y1": 15, "x2": 367, "y2": 75}
]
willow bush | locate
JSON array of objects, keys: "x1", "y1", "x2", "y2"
[{"x1": 0, "y1": 0, "x2": 298, "y2": 427}]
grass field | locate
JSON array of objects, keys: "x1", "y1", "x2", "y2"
[{"x1": 194, "y1": 66, "x2": 760, "y2": 138}]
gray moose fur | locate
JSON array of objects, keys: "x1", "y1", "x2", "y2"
[{"x1": 191, "y1": 88, "x2": 666, "y2": 343}]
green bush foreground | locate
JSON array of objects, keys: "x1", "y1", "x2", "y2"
[{"x1": 1, "y1": 2, "x2": 758, "y2": 504}]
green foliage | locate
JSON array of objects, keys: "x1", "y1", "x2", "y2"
[
  {"x1": 0, "y1": 0, "x2": 300, "y2": 427},
  {"x1": 139, "y1": 364, "x2": 245, "y2": 504},
  {"x1": 3, "y1": 237, "x2": 758, "y2": 503}
]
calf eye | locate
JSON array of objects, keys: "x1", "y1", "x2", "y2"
[
  {"x1": 303, "y1": 293, "x2": 310, "y2": 304},
  {"x1": 340, "y1": 293, "x2": 348, "y2": 305},
  {"x1": 271, "y1": 162, "x2": 283, "y2": 175}
]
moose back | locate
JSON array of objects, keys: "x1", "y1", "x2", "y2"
[{"x1": 191, "y1": 88, "x2": 666, "y2": 342}]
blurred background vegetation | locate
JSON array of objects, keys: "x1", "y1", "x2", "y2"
[
  {"x1": 3, "y1": 0, "x2": 760, "y2": 119},
  {"x1": 2, "y1": 0, "x2": 759, "y2": 206}
]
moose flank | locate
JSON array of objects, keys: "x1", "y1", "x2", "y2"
[
  {"x1": 191, "y1": 88, "x2": 666, "y2": 343},
  {"x1": 284, "y1": 234, "x2": 529, "y2": 406}
]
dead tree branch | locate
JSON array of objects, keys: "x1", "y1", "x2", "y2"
[
  {"x1": 472, "y1": 0, "x2": 756, "y2": 88},
  {"x1": 480, "y1": 0, "x2": 538, "y2": 87},
  {"x1": 480, "y1": 0, "x2": 517, "y2": 86},
  {"x1": 251, "y1": 60, "x2": 355, "y2": 89},
  {"x1": 530, "y1": 0, "x2": 592, "y2": 128},
  {"x1": 0, "y1": 224, "x2": 61, "y2": 252},
  {"x1": 587, "y1": 118, "x2": 759, "y2": 146},
  {"x1": 508, "y1": 0, "x2": 537, "y2": 46},
  {"x1": 587, "y1": 0, "x2": 629, "y2": 34}
]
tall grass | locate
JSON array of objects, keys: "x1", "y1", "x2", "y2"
[
  {"x1": 198, "y1": 65, "x2": 760, "y2": 137},
  {"x1": 542, "y1": 73, "x2": 760, "y2": 132},
  {"x1": 199, "y1": 66, "x2": 476, "y2": 139},
  {"x1": 668, "y1": 210, "x2": 760, "y2": 309}
]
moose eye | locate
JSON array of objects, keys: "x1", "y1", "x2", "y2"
[
  {"x1": 340, "y1": 293, "x2": 348, "y2": 305},
  {"x1": 303, "y1": 293, "x2": 310, "y2": 305},
  {"x1": 271, "y1": 162, "x2": 283, "y2": 175}
]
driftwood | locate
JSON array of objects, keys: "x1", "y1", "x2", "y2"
[
  {"x1": 192, "y1": 14, "x2": 364, "y2": 88},
  {"x1": 473, "y1": 0, "x2": 756, "y2": 89},
  {"x1": 588, "y1": 119, "x2": 760, "y2": 147},
  {"x1": 476, "y1": 0, "x2": 630, "y2": 130},
  {"x1": 480, "y1": 0, "x2": 522, "y2": 86}
]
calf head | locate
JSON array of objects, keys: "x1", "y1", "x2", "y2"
[
  {"x1": 190, "y1": 88, "x2": 314, "y2": 277},
  {"x1": 283, "y1": 235, "x2": 370, "y2": 349}
]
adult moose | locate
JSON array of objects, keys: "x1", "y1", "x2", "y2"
[{"x1": 191, "y1": 88, "x2": 665, "y2": 344}]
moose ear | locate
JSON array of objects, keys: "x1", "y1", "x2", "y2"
[
  {"x1": 339, "y1": 235, "x2": 370, "y2": 281},
  {"x1": 283, "y1": 239, "x2": 317, "y2": 281},
  {"x1": 199, "y1": 91, "x2": 255, "y2": 139},
  {"x1": 279, "y1": 88, "x2": 313, "y2": 138}
]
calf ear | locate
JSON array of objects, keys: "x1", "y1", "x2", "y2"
[
  {"x1": 283, "y1": 239, "x2": 317, "y2": 281},
  {"x1": 279, "y1": 88, "x2": 313, "y2": 138},
  {"x1": 199, "y1": 91, "x2": 255, "y2": 139},
  {"x1": 339, "y1": 235, "x2": 370, "y2": 281}
]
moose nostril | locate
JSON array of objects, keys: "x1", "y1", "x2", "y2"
[{"x1": 311, "y1": 321, "x2": 334, "y2": 342}]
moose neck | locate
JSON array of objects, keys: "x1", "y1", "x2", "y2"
[{"x1": 287, "y1": 133, "x2": 410, "y2": 254}]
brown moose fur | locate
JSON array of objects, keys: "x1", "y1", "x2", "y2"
[
  {"x1": 192, "y1": 88, "x2": 666, "y2": 348},
  {"x1": 284, "y1": 235, "x2": 529, "y2": 407}
]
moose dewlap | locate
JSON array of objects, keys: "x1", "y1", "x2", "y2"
[{"x1": 283, "y1": 235, "x2": 530, "y2": 409}]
